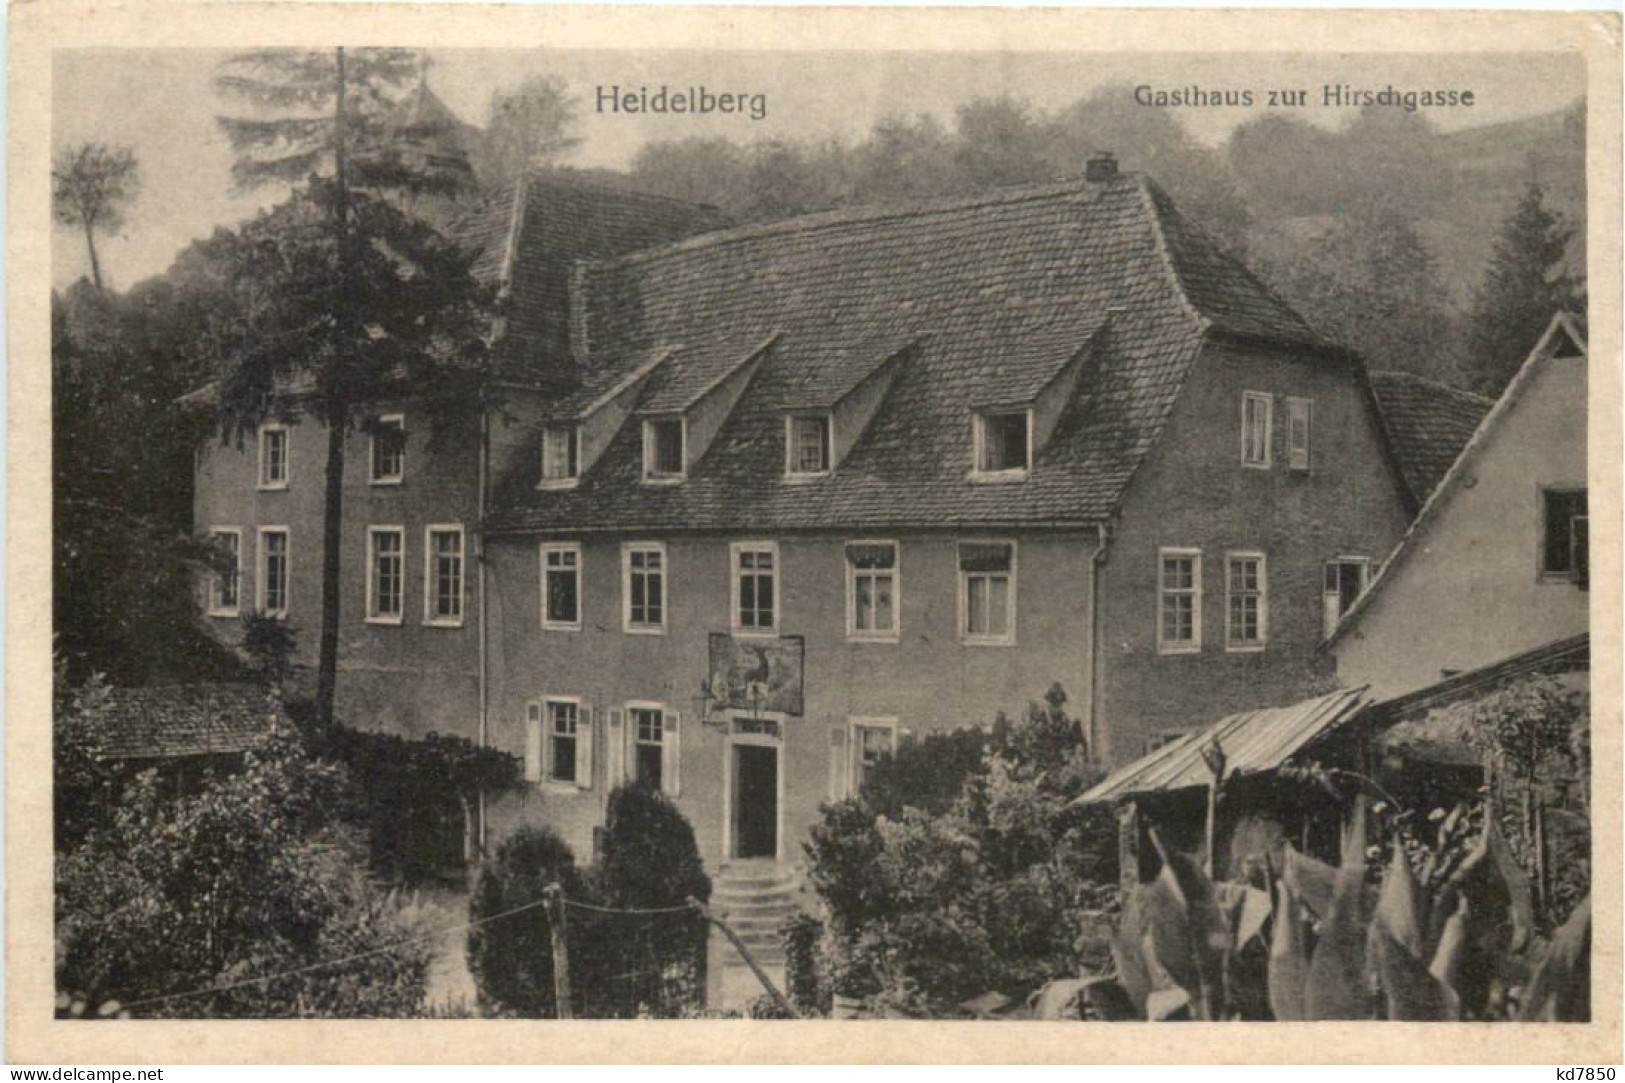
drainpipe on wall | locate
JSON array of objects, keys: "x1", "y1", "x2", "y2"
[
  {"x1": 1088, "y1": 521, "x2": 1110, "y2": 767},
  {"x1": 475, "y1": 401, "x2": 491, "y2": 860}
]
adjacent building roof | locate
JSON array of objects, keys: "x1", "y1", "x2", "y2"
[
  {"x1": 451, "y1": 172, "x2": 731, "y2": 383},
  {"x1": 1368, "y1": 370, "x2": 1495, "y2": 505},
  {"x1": 87, "y1": 683, "x2": 288, "y2": 762},
  {"x1": 1326, "y1": 313, "x2": 1588, "y2": 648},
  {"x1": 1076, "y1": 686, "x2": 1371, "y2": 804},
  {"x1": 489, "y1": 172, "x2": 1336, "y2": 534}
]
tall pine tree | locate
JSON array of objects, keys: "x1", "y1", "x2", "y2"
[
  {"x1": 209, "y1": 49, "x2": 484, "y2": 726},
  {"x1": 1464, "y1": 182, "x2": 1581, "y2": 396}
]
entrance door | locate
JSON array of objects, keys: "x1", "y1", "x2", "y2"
[{"x1": 733, "y1": 744, "x2": 778, "y2": 859}]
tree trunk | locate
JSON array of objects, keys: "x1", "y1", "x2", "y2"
[
  {"x1": 314, "y1": 46, "x2": 351, "y2": 730},
  {"x1": 314, "y1": 407, "x2": 345, "y2": 728},
  {"x1": 83, "y1": 222, "x2": 103, "y2": 292}
]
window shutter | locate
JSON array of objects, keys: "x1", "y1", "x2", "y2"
[
  {"x1": 1287, "y1": 398, "x2": 1312, "y2": 472},
  {"x1": 829, "y1": 725, "x2": 849, "y2": 801},
  {"x1": 662, "y1": 711, "x2": 682, "y2": 797},
  {"x1": 525, "y1": 702, "x2": 543, "y2": 783},
  {"x1": 606, "y1": 708, "x2": 625, "y2": 788},
  {"x1": 576, "y1": 707, "x2": 595, "y2": 789}
]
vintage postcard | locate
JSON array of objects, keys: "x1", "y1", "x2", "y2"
[{"x1": 8, "y1": 1, "x2": 1622, "y2": 1065}]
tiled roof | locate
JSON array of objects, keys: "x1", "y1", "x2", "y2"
[
  {"x1": 637, "y1": 333, "x2": 777, "y2": 414},
  {"x1": 771, "y1": 329, "x2": 919, "y2": 410},
  {"x1": 1076, "y1": 687, "x2": 1371, "y2": 804},
  {"x1": 488, "y1": 173, "x2": 1330, "y2": 533},
  {"x1": 87, "y1": 684, "x2": 288, "y2": 762},
  {"x1": 1368, "y1": 370, "x2": 1495, "y2": 504},
  {"x1": 450, "y1": 172, "x2": 731, "y2": 384}
]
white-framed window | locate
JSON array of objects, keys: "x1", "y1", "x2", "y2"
[
  {"x1": 423, "y1": 525, "x2": 464, "y2": 627},
  {"x1": 785, "y1": 414, "x2": 832, "y2": 476},
  {"x1": 958, "y1": 540, "x2": 1016, "y2": 645},
  {"x1": 547, "y1": 699, "x2": 580, "y2": 783},
  {"x1": 627, "y1": 702, "x2": 680, "y2": 795},
  {"x1": 1322, "y1": 557, "x2": 1371, "y2": 639},
  {"x1": 207, "y1": 527, "x2": 241, "y2": 617},
  {"x1": 1158, "y1": 547, "x2": 1201, "y2": 654},
  {"x1": 258, "y1": 527, "x2": 290, "y2": 618},
  {"x1": 1241, "y1": 391, "x2": 1272, "y2": 469},
  {"x1": 526, "y1": 697, "x2": 592, "y2": 788},
  {"x1": 973, "y1": 409, "x2": 1031, "y2": 475},
  {"x1": 541, "y1": 543, "x2": 581, "y2": 630},
  {"x1": 366, "y1": 526, "x2": 405, "y2": 624},
  {"x1": 850, "y1": 717, "x2": 899, "y2": 794},
  {"x1": 258, "y1": 423, "x2": 289, "y2": 490},
  {"x1": 846, "y1": 540, "x2": 899, "y2": 641},
  {"x1": 1286, "y1": 397, "x2": 1312, "y2": 472},
  {"x1": 731, "y1": 541, "x2": 778, "y2": 635},
  {"x1": 623, "y1": 542, "x2": 667, "y2": 633},
  {"x1": 1541, "y1": 488, "x2": 1589, "y2": 587},
  {"x1": 642, "y1": 416, "x2": 685, "y2": 482},
  {"x1": 1225, "y1": 550, "x2": 1267, "y2": 652},
  {"x1": 540, "y1": 424, "x2": 578, "y2": 488},
  {"x1": 369, "y1": 414, "x2": 405, "y2": 485}
]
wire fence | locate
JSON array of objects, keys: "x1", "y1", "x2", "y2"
[{"x1": 106, "y1": 890, "x2": 711, "y2": 1019}]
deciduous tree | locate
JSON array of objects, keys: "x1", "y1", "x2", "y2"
[
  {"x1": 476, "y1": 74, "x2": 582, "y2": 183},
  {"x1": 52, "y1": 143, "x2": 140, "y2": 291}
]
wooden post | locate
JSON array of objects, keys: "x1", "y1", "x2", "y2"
[
  {"x1": 1201, "y1": 738, "x2": 1228, "y2": 877},
  {"x1": 1534, "y1": 796, "x2": 1549, "y2": 916},
  {"x1": 1117, "y1": 801, "x2": 1140, "y2": 894},
  {"x1": 689, "y1": 897, "x2": 799, "y2": 1018},
  {"x1": 542, "y1": 883, "x2": 572, "y2": 1020}
]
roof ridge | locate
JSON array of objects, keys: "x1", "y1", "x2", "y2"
[
  {"x1": 1370, "y1": 368, "x2": 1495, "y2": 405},
  {"x1": 520, "y1": 168, "x2": 729, "y2": 216},
  {"x1": 588, "y1": 173, "x2": 1130, "y2": 273},
  {"x1": 1142, "y1": 176, "x2": 1327, "y2": 349},
  {"x1": 1136, "y1": 176, "x2": 1212, "y2": 337}
]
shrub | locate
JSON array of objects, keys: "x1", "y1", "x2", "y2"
[
  {"x1": 587, "y1": 785, "x2": 712, "y2": 1018},
  {"x1": 860, "y1": 726, "x2": 989, "y2": 818},
  {"x1": 803, "y1": 685, "x2": 1113, "y2": 1015},
  {"x1": 240, "y1": 611, "x2": 298, "y2": 688},
  {"x1": 465, "y1": 825, "x2": 588, "y2": 1018},
  {"x1": 804, "y1": 799, "x2": 890, "y2": 935},
  {"x1": 55, "y1": 722, "x2": 434, "y2": 1017},
  {"x1": 781, "y1": 912, "x2": 829, "y2": 1015},
  {"x1": 322, "y1": 726, "x2": 521, "y2": 884}
]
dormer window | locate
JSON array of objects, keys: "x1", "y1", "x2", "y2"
[
  {"x1": 540, "y1": 424, "x2": 578, "y2": 488},
  {"x1": 786, "y1": 414, "x2": 832, "y2": 476},
  {"x1": 643, "y1": 416, "x2": 685, "y2": 481},
  {"x1": 974, "y1": 409, "x2": 1030, "y2": 475}
]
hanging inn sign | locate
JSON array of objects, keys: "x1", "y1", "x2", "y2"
[{"x1": 707, "y1": 633, "x2": 805, "y2": 717}]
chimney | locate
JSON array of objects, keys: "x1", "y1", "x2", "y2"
[{"x1": 1085, "y1": 151, "x2": 1118, "y2": 183}]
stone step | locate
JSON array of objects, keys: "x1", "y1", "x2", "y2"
[
  {"x1": 728, "y1": 917, "x2": 796, "y2": 930},
  {"x1": 715, "y1": 871, "x2": 796, "y2": 891},
  {"x1": 713, "y1": 884, "x2": 798, "y2": 902},
  {"x1": 716, "y1": 866, "x2": 797, "y2": 887},
  {"x1": 713, "y1": 899, "x2": 798, "y2": 920}
]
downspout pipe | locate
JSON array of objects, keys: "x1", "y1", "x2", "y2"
[
  {"x1": 476, "y1": 399, "x2": 490, "y2": 859},
  {"x1": 1088, "y1": 521, "x2": 1110, "y2": 767}
]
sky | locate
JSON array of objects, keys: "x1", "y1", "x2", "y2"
[{"x1": 51, "y1": 48, "x2": 1585, "y2": 291}]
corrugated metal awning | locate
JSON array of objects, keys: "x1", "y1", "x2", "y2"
[{"x1": 1076, "y1": 686, "x2": 1371, "y2": 805}]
